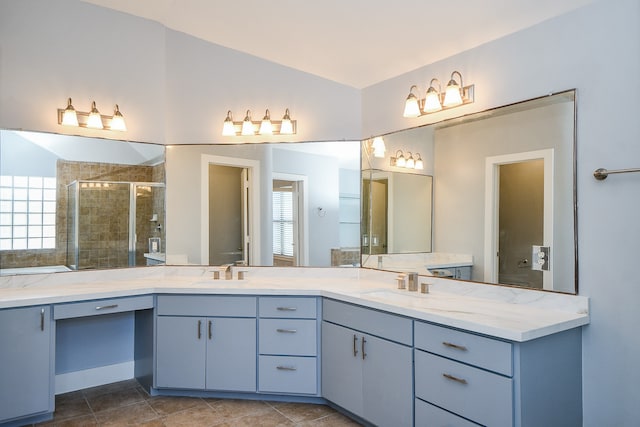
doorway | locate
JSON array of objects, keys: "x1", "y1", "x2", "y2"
[
  {"x1": 208, "y1": 164, "x2": 247, "y2": 266},
  {"x1": 484, "y1": 149, "x2": 553, "y2": 290},
  {"x1": 271, "y1": 173, "x2": 308, "y2": 266},
  {"x1": 200, "y1": 154, "x2": 260, "y2": 266}
]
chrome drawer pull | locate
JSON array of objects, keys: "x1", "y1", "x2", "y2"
[
  {"x1": 276, "y1": 328, "x2": 297, "y2": 333},
  {"x1": 208, "y1": 320, "x2": 213, "y2": 340},
  {"x1": 276, "y1": 366, "x2": 297, "y2": 371},
  {"x1": 361, "y1": 336, "x2": 367, "y2": 360},
  {"x1": 40, "y1": 308, "x2": 45, "y2": 331},
  {"x1": 442, "y1": 341, "x2": 468, "y2": 351},
  {"x1": 197, "y1": 320, "x2": 202, "y2": 339},
  {"x1": 95, "y1": 304, "x2": 118, "y2": 311},
  {"x1": 276, "y1": 307, "x2": 297, "y2": 311},
  {"x1": 443, "y1": 373, "x2": 468, "y2": 385}
]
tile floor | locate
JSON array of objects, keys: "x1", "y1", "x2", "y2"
[{"x1": 28, "y1": 379, "x2": 362, "y2": 426}]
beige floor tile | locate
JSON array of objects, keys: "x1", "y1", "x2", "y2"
[
  {"x1": 94, "y1": 401, "x2": 159, "y2": 426},
  {"x1": 88, "y1": 387, "x2": 145, "y2": 413},
  {"x1": 294, "y1": 412, "x2": 363, "y2": 427},
  {"x1": 213, "y1": 408, "x2": 294, "y2": 427},
  {"x1": 51, "y1": 397, "x2": 92, "y2": 421},
  {"x1": 147, "y1": 395, "x2": 202, "y2": 416},
  {"x1": 271, "y1": 402, "x2": 336, "y2": 423},
  {"x1": 161, "y1": 403, "x2": 225, "y2": 427},
  {"x1": 206, "y1": 399, "x2": 271, "y2": 420}
]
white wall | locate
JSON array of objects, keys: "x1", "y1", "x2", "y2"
[
  {"x1": 362, "y1": 0, "x2": 640, "y2": 424},
  {"x1": 0, "y1": 0, "x2": 362, "y2": 144}
]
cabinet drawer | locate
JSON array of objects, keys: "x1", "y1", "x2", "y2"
[
  {"x1": 259, "y1": 319, "x2": 317, "y2": 356},
  {"x1": 415, "y1": 398, "x2": 480, "y2": 427},
  {"x1": 258, "y1": 355, "x2": 317, "y2": 395},
  {"x1": 415, "y1": 349, "x2": 513, "y2": 427},
  {"x1": 415, "y1": 321, "x2": 512, "y2": 376},
  {"x1": 323, "y1": 299, "x2": 412, "y2": 345},
  {"x1": 157, "y1": 295, "x2": 256, "y2": 317},
  {"x1": 259, "y1": 297, "x2": 317, "y2": 318},
  {"x1": 54, "y1": 295, "x2": 153, "y2": 319}
]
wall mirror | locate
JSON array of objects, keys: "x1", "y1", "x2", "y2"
[
  {"x1": 0, "y1": 130, "x2": 165, "y2": 275},
  {"x1": 362, "y1": 90, "x2": 577, "y2": 294},
  {"x1": 165, "y1": 141, "x2": 361, "y2": 268}
]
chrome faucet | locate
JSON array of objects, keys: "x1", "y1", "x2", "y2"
[
  {"x1": 407, "y1": 272, "x2": 419, "y2": 291},
  {"x1": 377, "y1": 255, "x2": 384, "y2": 269}
]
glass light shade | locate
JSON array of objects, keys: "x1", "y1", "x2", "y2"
[
  {"x1": 280, "y1": 109, "x2": 293, "y2": 134},
  {"x1": 396, "y1": 154, "x2": 406, "y2": 168},
  {"x1": 222, "y1": 111, "x2": 236, "y2": 136},
  {"x1": 110, "y1": 105, "x2": 126, "y2": 131},
  {"x1": 414, "y1": 154, "x2": 424, "y2": 170},
  {"x1": 86, "y1": 101, "x2": 104, "y2": 129},
  {"x1": 403, "y1": 94, "x2": 421, "y2": 117},
  {"x1": 443, "y1": 81, "x2": 463, "y2": 107},
  {"x1": 241, "y1": 110, "x2": 254, "y2": 135},
  {"x1": 259, "y1": 110, "x2": 273, "y2": 135},
  {"x1": 406, "y1": 153, "x2": 415, "y2": 169},
  {"x1": 424, "y1": 87, "x2": 442, "y2": 113},
  {"x1": 61, "y1": 98, "x2": 79, "y2": 126},
  {"x1": 371, "y1": 137, "x2": 386, "y2": 158}
]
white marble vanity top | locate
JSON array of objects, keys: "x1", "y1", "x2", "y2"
[
  {"x1": 362, "y1": 252, "x2": 474, "y2": 272},
  {"x1": 0, "y1": 266, "x2": 589, "y2": 342}
]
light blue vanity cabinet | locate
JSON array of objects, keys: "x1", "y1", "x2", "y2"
[
  {"x1": 0, "y1": 306, "x2": 53, "y2": 426},
  {"x1": 258, "y1": 297, "x2": 320, "y2": 395},
  {"x1": 414, "y1": 320, "x2": 582, "y2": 427},
  {"x1": 155, "y1": 295, "x2": 257, "y2": 392},
  {"x1": 322, "y1": 299, "x2": 413, "y2": 427}
]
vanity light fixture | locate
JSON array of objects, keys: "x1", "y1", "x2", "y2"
[
  {"x1": 57, "y1": 98, "x2": 127, "y2": 131},
  {"x1": 241, "y1": 110, "x2": 255, "y2": 136},
  {"x1": 390, "y1": 150, "x2": 424, "y2": 170},
  {"x1": 221, "y1": 108, "x2": 296, "y2": 136},
  {"x1": 371, "y1": 136, "x2": 386, "y2": 158},
  {"x1": 222, "y1": 111, "x2": 236, "y2": 136},
  {"x1": 259, "y1": 109, "x2": 273, "y2": 135},
  {"x1": 402, "y1": 70, "x2": 474, "y2": 117}
]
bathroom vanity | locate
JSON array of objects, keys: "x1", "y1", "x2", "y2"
[{"x1": 0, "y1": 266, "x2": 588, "y2": 427}]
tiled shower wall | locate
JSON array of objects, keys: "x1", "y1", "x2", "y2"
[{"x1": 0, "y1": 160, "x2": 164, "y2": 269}]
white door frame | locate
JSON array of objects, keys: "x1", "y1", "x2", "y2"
[
  {"x1": 484, "y1": 149, "x2": 554, "y2": 290},
  {"x1": 201, "y1": 154, "x2": 261, "y2": 266},
  {"x1": 272, "y1": 172, "x2": 309, "y2": 266}
]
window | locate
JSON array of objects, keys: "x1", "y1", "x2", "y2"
[
  {"x1": 272, "y1": 190, "x2": 293, "y2": 257},
  {"x1": 0, "y1": 176, "x2": 56, "y2": 250}
]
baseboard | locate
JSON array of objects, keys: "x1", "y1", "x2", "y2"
[{"x1": 55, "y1": 361, "x2": 135, "y2": 395}]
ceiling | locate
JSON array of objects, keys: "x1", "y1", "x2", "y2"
[{"x1": 82, "y1": 0, "x2": 593, "y2": 89}]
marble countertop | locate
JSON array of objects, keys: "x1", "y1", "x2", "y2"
[{"x1": 0, "y1": 266, "x2": 589, "y2": 342}]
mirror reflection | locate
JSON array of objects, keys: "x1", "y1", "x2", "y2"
[
  {"x1": 362, "y1": 90, "x2": 577, "y2": 294},
  {"x1": 165, "y1": 141, "x2": 361, "y2": 267},
  {"x1": 0, "y1": 130, "x2": 165, "y2": 275}
]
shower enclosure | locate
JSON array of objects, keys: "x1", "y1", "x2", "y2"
[{"x1": 66, "y1": 180, "x2": 165, "y2": 270}]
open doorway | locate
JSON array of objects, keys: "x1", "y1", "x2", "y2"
[
  {"x1": 484, "y1": 149, "x2": 553, "y2": 290},
  {"x1": 200, "y1": 154, "x2": 260, "y2": 266},
  {"x1": 272, "y1": 173, "x2": 308, "y2": 267}
]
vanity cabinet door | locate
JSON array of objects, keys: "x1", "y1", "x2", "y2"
[
  {"x1": 361, "y1": 333, "x2": 413, "y2": 427},
  {"x1": 0, "y1": 306, "x2": 52, "y2": 424},
  {"x1": 205, "y1": 317, "x2": 256, "y2": 392},
  {"x1": 155, "y1": 316, "x2": 206, "y2": 389},
  {"x1": 321, "y1": 321, "x2": 364, "y2": 418}
]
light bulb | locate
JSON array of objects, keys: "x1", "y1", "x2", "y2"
[
  {"x1": 110, "y1": 105, "x2": 126, "y2": 131},
  {"x1": 222, "y1": 111, "x2": 236, "y2": 136},
  {"x1": 259, "y1": 109, "x2": 273, "y2": 135},
  {"x1": 86, "y1": 101, "x2": 103, "y2": 129},
  {"x1": 280, "y1": 109, "x2": 293, "y2": 134},
  {"x1": 241, "y1": 110, "x2": 254, "y2": 136},
  {"x1": 61, "y1": 98, "x2": 79, "y2": 126},
  {"x1": 403, "y1": 86, "x2": 421, "y2": 117}
]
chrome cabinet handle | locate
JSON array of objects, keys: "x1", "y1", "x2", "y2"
[
  {"x1": 40, "y1": 308, "x2": 45, "y2": 331},
  {"x1": 276, "y1": 307, "x2": 297, "y2": 311},
  {"x1": 276, "y1": 328, "x2": 297, "y2": 333},
  {"x1": 442, "y1": 341, "x2": 468, "y2": 351},
  {"x1": 443, "y1": 373, "x2": 468, "y2": 385},
  {"x1": 361, "y1": 336, "x2": 367, "y2": 360},
  {"x1": 208, "y1": 320, "x2": 212, "y2": 340},
  {"x1": 197, "y1": 320, "x2": 202, "y2": 339},
  {"x1": 95, "y1": 304, "x2": 118, "y2": 311},
  {"x1": 276, "y1": 366, "x2": 297, "y2": 371},
  {"x1": 353, "y1": 334, "x2": 358, "y2": 357}
]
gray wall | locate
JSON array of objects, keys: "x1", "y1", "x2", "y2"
[{"x1": 362, "y1": 0, "x2": 640, "y2": 424}]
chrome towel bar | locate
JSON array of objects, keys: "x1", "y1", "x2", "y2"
[{"x1": 593, "y1": 167, "x2": 640, "y2": 180}]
